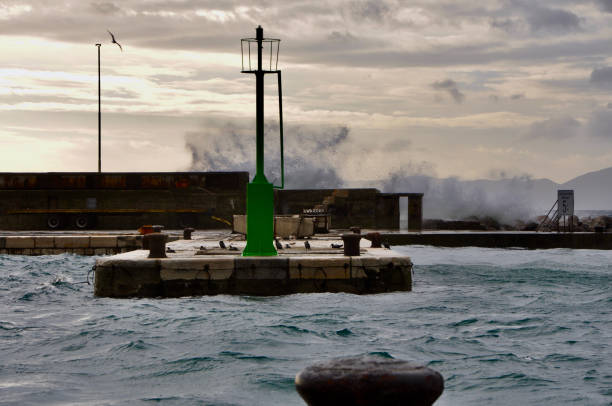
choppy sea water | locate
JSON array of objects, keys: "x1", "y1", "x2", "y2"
[{"x1": 1, "y1": 247, "x2": 611, "y2": 406}]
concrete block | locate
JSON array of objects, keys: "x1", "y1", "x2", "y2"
[
  {"x1": 0, "y1": 237, "x2": 5, "y2": 249},
  {"x1": 73, "y1": 248, "x2": 86, "y2": 256},
  {"x1": 54, "y1": 236, "x2": 90, "y2": 249},
  {"x1": 298, "y1": 218, "x2": 315, "y2": 238},
  {"x1": 233, "y1": 215, "x2": 246, "y2": 234},
  {"x1": 5, "y1": 237, "x2": 35, "y2": 249},
  {"x1": 90, "y1": 236, "x2": 118, "y2": 248},
  {"x1": 34, "y1": 236, "x2": 55, "y2": 248},
  {"x1": 0, "y1": 249, "x2": 7, "y2": 254},
  {"x1": 22, "y1": 249, "x2": 33, "y2": 255},
  {"x1": 31, "y1": 249, "x2": 42, "y2": 255},
  {"x1": 94, "y1": 248, "x2": 107, "y2": 255},
  {"x1": 85, "y1": 248, "x2": 95, "y2": 256},
  {"x1": 275, "y1": 216, "x2": 301, "y2": 238},
  {"x1": 41, "y1": 249, "x2": 56, "y2": 255},
  {"x1": 289, "y1": 257, "x2": 351, "y2": 280}
]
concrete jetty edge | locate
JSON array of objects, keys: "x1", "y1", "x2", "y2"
[{"x1": 93, "y1": 251, "x2": 413, "y2": 298}]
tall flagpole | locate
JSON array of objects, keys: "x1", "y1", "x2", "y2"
[{"x1": 96, "y1": 43, "x2": 101, "y2": 173}]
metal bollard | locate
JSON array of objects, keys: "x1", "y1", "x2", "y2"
[
  {"x1": 144, "y1": 233, "x2": 168, "y2": 258},
  {"x1": 183, "y1": 227, "x2": 195, "y2": 240},
  {"x1": 295, "y1": 355, "x2": 444, "y2": 406},
  {"x1": 364, "y1": 232, "x2": 382, "y2": 248},
  {"x1": 341, "y1": 234, "x2": 361, "y2": 256}
]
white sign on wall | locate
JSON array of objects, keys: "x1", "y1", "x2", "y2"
[{"x1": 557, "y1": 190, "x2": 574, "y2": 216}]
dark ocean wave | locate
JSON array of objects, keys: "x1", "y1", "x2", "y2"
[{"x1": 1, "y1": 249, "x2": 611, "y2": 405}]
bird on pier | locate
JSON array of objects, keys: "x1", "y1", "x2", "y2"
[
  {"x1": 228, "y1": 244, "x2": 239, "y2": 251},
  {"x1": 383, "y1": 242, "x2": 391, "y2": 249},
  {"x1": 285, "y1": 243, "x2": 291, "y2": 249},
  {"x1": 166, "y1": 247, "x2": 175, "y2": 253},
  {"x1": 219, "y1": 240, "x2": 226, "y2": 249},
  {"x1": 331, "y1": 243, "x2": 343, "y2": 249},
  {"x1": 275, "y1": 238, "x2": 283, "y2": 250},
  {"x1": 107, "y1": 30, "x2": 123, "y2": 51},
  {"x1": 304, "y1": 240, "x2": 311, "y2": 250}
]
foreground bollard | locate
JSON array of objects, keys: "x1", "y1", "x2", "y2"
[
  {"x1": 295, "y1": 355, "x2": 444, "y2": 406},
  {"x1": 183, "y1": 227, "x2": 195, "y2": 240},
  {"x1": 341, "y1": 234, "x2": 361, "y2": 256},
  {"x1": 144, "y1": 233, "x2": 168, "y2": 258}
]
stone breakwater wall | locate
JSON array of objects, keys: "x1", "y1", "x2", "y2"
[
  {"x1": 0, "y1": 235, "x2": 143, "y2": 255},
  {"x1": 94, "y1": 254, "x2": 413, "y2": 298}
]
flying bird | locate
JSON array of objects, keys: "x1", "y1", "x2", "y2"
[{"x1": 107, "y1": 30, "x2": 123, "y2": 51}]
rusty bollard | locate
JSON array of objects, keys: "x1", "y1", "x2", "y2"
[
  {"x1": 144, "y1": 232, "x2": 168, "y2": 258},
  {"x1": 183, "y1": 227, "x2": 195, "y2": 240},
  {"x1": 364, "y1": 232, "x2": 382, "y2": 248},
  {"x1": 295, "y1": 355, "x2": 444, "y2": 406},
  {"x1": 341, "y1": 234, "x2": 361, "y2": 256}
]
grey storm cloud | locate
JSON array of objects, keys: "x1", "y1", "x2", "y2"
[
  {"x1": 431, "y1": 79, "x2": 465, "y2": 103},
  {"x1": 524, "y1": 5, "x2": 581, "y2": 32},
  {"x1": 590, "y1": 67, "x2": 612, "y2": 86},
  {"x1": 526, "y1": 116, "x2": 581, "y2": 139},
  {"x1": 587, "y1": 110, "x2": 612, "y2": 138},
  {"x1": 0, "y1": 0, "x2": 603, "y2": 70},
  {"x1": 599, "y1": 0, "x2": 612, "y2": 12}
]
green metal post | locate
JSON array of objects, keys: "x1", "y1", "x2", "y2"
[{"x1": 243, "y1": 26, "x2": 277, "y2": 256}]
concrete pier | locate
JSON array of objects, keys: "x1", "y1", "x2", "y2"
[
  {"x1": 93, "y1": 237, "x2": 412, "y2": 298},
  {"x1": 381, "y1": 231, "x2": 612, "y2": 249},
  {"x1": 0, "y1": 234, "x2": 144, "y2": 255}
]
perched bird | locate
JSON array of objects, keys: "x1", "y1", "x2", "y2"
[
  {"x1": 331, "y1": 243, "x2": 343, "y2": 249},
  {"x1": 383, "y1": 242, "x2": 391, "y2": 249},
  {"x1": 284, "y1": 244, "x2": 291, "y2": 249},
  {"x1": 107, "y1": 30, "x2": 123, "y2": 51},
  {"x1": 166, "y1": 247, "x2": 176, "y2": 253},
  {"x1": 199, "y1": 245, "x2": 205, "y2": 250},
  {"x1": 275, "y1": 238, "x2": 283, "y2": 250},
  {"x1": 304, "y1": 240, "x2": 311, "y2": 250},
  {"x1": 219, "y1": 241, "x2": 226, "y2": 249},
  {"x1": 228, "y1": 244, "x2": 239, "y2": 251}
]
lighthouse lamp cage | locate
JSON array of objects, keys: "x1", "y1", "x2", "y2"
[{"x1": 241, "y1": 37, "x2": 280, "y2": 72}]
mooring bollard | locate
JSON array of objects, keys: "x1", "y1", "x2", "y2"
[
  {"x1": 364, "y1": 232, "x2": 382, "y2": 248},
  {"x1": 295, "y1": 355, "x2": 444, "y2": 406},
  {"x1": 144, "y1": 233, "x2": 168, "y2": 258},
  {"x1": 341, "y1": 234, "x2": 361, "y2": 256},
  {"x1": 183, "y1": 227, "x2": 195, "y2": 240}
]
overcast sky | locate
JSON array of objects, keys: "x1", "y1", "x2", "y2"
[{"x1": 1, "y1": 0, "x2": 612, "y2": 184}]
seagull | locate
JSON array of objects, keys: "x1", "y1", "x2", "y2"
[
  {"x1": 219, "y1": 241, "x2": 226, "y2": 249},
  {"x1": 331, "y1": 243, "x2": 343, "y2": 249},
  {"x1": 275, "y1": 238, "x2": 283, "y2": 250},
  {"x1": 304, "y1": 240, "x2": 311, "y2": 250},
  {"x1": 107, "y1": 30, "x2": 123, "y2": 51}
]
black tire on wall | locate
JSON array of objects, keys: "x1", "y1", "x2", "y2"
[
  {"x1": 75, "y1": 214, "x2": 90, "y2": 229},
  {"x1": 47, "y1": 214, "x2": 63, "y2": 230}
]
